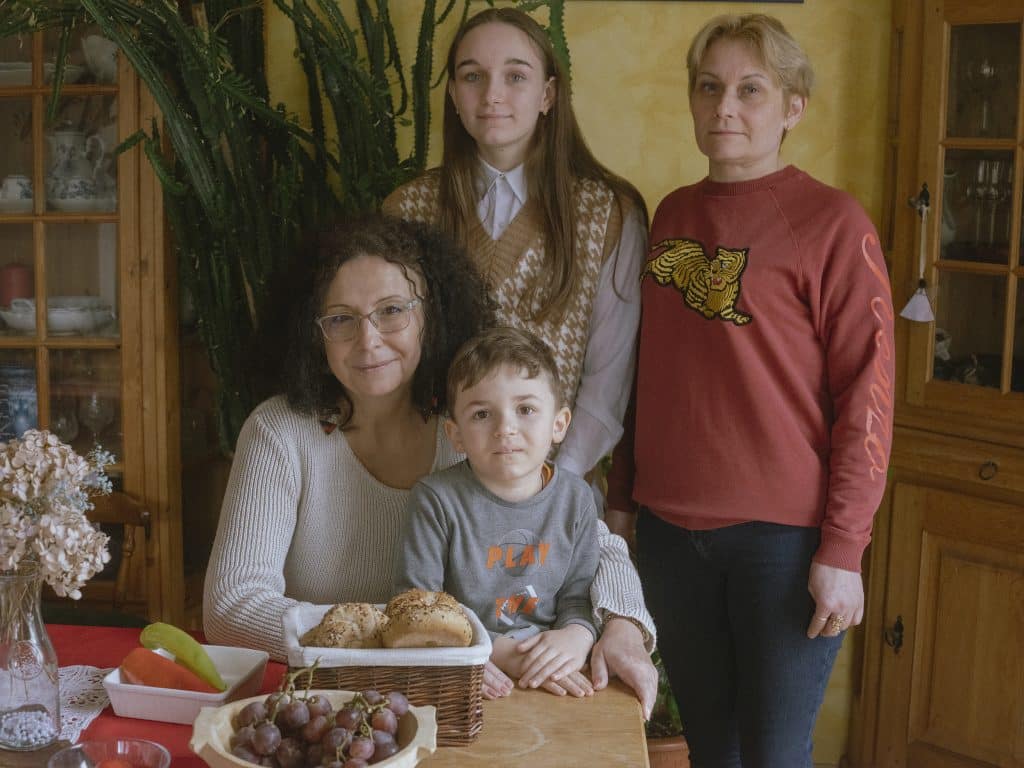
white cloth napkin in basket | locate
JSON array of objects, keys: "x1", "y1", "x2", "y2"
[{"x1": 282, "y1": 603, "x2": 492, "y2": 669}]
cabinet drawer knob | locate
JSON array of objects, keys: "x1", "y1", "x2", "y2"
[{"x1": 978, "y1": 460, "x2": 998, "y2": 481}]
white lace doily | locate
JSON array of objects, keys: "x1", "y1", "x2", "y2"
[{"x1": 59, "y1": 665, "x2": 112, "y2": 743}]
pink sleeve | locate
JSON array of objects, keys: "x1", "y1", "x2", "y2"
[{"x1": 811, "y1": 203, "x2": 895, "y2": 571}]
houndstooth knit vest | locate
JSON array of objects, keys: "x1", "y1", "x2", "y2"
[{"x1": 384, "y1": 170, "x2": 622, "y2": 407}]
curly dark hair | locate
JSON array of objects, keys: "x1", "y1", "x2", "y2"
[{"x1": 282, "y1": 214, "x2": 496, "y2": 425}]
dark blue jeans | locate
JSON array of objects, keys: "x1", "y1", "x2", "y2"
[{"x1": 637, "y1": 509, "x2": 843, "y2": 768}]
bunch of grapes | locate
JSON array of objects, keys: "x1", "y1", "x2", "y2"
[{"x1": 228, "y1": 676, "x2": 410, "y2": 767}]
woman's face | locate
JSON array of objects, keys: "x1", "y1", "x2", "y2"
[
  {"x1": 448, "y1": 21, "x2": 555, "y2": 171},
  {"x1": 689, "y1": 38, "x2": 805, "y2": 182},
  {"x1": 321, "y1": 255, "x2": 425, "y2": 409}
]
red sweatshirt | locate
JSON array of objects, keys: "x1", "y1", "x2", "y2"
[{"x1": 607, "y1": 166, "x2": 894, "y2": 571}]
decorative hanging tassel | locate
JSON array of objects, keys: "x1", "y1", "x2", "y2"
[{"x1": 900, "y1": 182, "x2": 936, "y2": 322}]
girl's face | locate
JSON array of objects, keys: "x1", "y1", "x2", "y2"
[
  {"x1": 689, "y1": 38, "x2": 805, "y2": 182},
  {"x1": 448, "y1": 21, "x2": 555, "y2": 171},
  {"x1": 320, "y1": 256, "x2": 425, "y2": 409}
]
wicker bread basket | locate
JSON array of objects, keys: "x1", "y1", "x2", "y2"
[{"x1": 283, "y1": 603, "x2": 491, "y2": 746}]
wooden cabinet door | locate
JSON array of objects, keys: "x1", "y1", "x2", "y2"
[
  {"x1": 903, "y1": 0, "x2": 1024, "y2": 425},
  {"x1": 874, "y1": 482, "x2": 1024, "y2": 766}
]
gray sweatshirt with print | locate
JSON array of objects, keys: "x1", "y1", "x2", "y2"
[{"x1": 394, "y1": 460, "x2": 598, "y2": 640}]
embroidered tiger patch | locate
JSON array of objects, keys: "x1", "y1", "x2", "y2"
[{"x1": 644, "y1": 238, "x2": 752, "y2": 325}]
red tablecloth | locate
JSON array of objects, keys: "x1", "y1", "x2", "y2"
[{"x1": 49, "y1": 624, "x2": 287, "y2": 767}]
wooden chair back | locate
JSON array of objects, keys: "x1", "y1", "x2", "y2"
[{"x1": 87, "y1": 491, "x2": 151, "y2": 610}]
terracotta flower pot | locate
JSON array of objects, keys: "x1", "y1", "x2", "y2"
[{"x1": 647, "y1": 735, "x2": 690, "y2": 768}]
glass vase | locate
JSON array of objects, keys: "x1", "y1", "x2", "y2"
[{"x1": 0, "y1": 563, "x2": 60, "y2": 750}]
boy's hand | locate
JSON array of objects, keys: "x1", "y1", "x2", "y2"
[
  {"x1": 542, "y1": 669, "x2": 594, "y2": 698},
  {"x1": 515, "y1": 624, "x2": 594, "y2": 694},
  {"x1": 489, "y1": 636, "x2": 525, "y2": 676},
  {"x1": 482, "y1": 659, "x2": 514, "y2": 700}
]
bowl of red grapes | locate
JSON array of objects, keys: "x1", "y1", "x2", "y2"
[{"x1": 190, "y1": 685, "x2": 437, "y2": 767}]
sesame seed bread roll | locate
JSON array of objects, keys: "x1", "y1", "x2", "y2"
[{"x1": 382, "y1": 588, "x2": 473, "y2": 648}]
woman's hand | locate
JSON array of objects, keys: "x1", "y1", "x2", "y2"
[
  {"x1": 806, "y1": 561, "x2": 865, "y2": 639},
  {"x1": 589, "y1": 617, "x2": 657, "y2": 720},
  {"x1": 514, "y1": 625, "x2": 594, "y2": 696}
]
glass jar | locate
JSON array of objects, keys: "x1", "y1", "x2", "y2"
[{"x1": 0, "y1": 562, "x2": 60, "y2": 750}]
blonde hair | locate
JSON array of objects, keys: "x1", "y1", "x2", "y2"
[
  {"x1": 446, "y1": 326, "x2": 563, "y2": 414},
  {"x1": 686, "y1": 14, "x2": 814, "y2": 100}
]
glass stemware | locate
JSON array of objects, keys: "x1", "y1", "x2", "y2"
[
  {"x1": 50, "y1": 397, "x2": 79, "y2": 443},
  {"x1": 985, "y1": 159, "x2": 1003, "y2": 245},
  {"x1": 966, "y1": 57, "x2": 998, "y2": 135},
  {"x1": 965, "y1": 159, "x2": 989, "y2": 245},
  {"x1": 78, "y1": 392, "x2": 114, "y2": 444}
]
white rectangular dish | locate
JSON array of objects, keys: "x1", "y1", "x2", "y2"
[
  {"x1": 283, "y1": 603, "x2": 492, "y2": 668},
  {"x1": 101, "y1": 644, "x2": 269, "y2": 725}
]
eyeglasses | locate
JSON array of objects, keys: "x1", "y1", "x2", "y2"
[{"x1": 315, "y1": 298, "x2": 421, "y2": 342}]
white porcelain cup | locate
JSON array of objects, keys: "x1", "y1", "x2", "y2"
[{"x1": 1, "y1": 175, "x2": 32, "y2": 201}]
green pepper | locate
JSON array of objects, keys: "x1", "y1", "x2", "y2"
[{"x1": 140, "y1": 622, "x2": 227, "y2": 691}]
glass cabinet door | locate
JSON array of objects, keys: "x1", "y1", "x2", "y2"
[
  {"x1": 916, "y1": 3, "x2": 1024, "y2": 415},
  {"x1": 0, "y1": 26, "x2": 123, "y2": 463}
]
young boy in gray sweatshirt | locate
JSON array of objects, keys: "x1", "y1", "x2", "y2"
[{"x1": 394, "y1": 326, "x2": 598, "y2": 698}]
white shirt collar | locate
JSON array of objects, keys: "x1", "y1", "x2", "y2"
[{"x1": 476, "y1": 159, "x2": 527, "y2": 205}]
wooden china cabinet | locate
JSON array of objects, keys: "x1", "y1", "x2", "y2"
[
  {"x1": 0, "y1": 26, "x2": 191, "y2": 625},
  {"x1": 851, "y1": 1, "x2": 1024, "y2": 766}
]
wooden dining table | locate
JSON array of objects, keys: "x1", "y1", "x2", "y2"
[{"x1": 2, "y1": 625, "x2": 650, "y2": 768}]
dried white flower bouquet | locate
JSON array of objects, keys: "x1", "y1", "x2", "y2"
[{"x1": 0, "y1": 429, "x2": 113, "y2": 598}]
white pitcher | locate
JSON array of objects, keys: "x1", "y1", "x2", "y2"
[{"x1": 45, "y1": 129, "x2": 106, "y2": 202}]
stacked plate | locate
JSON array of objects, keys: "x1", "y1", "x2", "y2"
[{"x1": 0, "y1": 62, "x2": 31, "y2": 86}]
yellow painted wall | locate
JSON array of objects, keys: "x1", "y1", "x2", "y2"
[{"x1": 265, "y1": 1, "x2": 893, "y2": 763}]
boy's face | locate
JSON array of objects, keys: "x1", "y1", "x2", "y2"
[{"x1": 445, "y1": 363, "x2": 570, "y2": 502}]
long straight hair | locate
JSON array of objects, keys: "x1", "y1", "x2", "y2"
[{"x1": 437, "y1": 7, "x2": 647, "y2": 323}]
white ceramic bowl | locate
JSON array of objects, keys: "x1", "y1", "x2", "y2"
[
  {"x1": 43, "y1": 63, "x2": 86, "y2": 84},
  {"x1": 0, "y1": 197, "x2": 33, "y2": 214},
  {"x1": 1, "y1": 296, "x2": 114, "y2": 334},
  {"x1": 190, "y1": 690, "x2": 437, "y2": 768},
  {"x1": 50, "y1": 196, "x2": 116, "y2": 213},
  {"x1": 0, "y1": 305, "x2": 34, "y2": 332},
  {"x1": 0, "y1": 62, "x2": 31, "y2": 86},
  {"x1": 102, "y1": 644, "x2": 269, "y2": 725}
]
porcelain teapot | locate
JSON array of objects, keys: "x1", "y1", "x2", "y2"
[
  {"x1": 82, "y1": 35, "x2": 117, "y2": 84},
  {"x1": 45, "y1": 128, "x2": 106, "y2": 202}
]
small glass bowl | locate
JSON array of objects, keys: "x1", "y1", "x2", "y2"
[{"x1": 47, "y1": 738, "x2": 171, "y2": 768}]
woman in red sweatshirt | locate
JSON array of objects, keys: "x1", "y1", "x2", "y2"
[{"x1": 607, "y1": 13, "x2": 894, "y2": 768}]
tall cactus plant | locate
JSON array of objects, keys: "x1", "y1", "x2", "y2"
[{"x1": 0, "y1": 0, "x2": 568, "y2": 451}]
